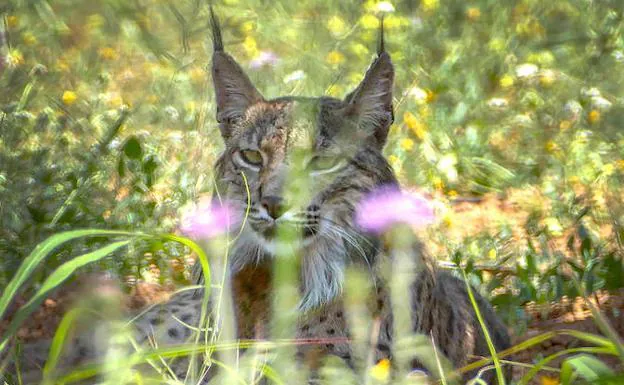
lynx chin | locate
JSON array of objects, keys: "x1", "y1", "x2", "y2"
[{"x1": 6, "y1": 7, "x2": 512, "y2": 385}]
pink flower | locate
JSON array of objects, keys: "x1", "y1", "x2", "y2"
[
  {"x1": 355, "y1": 186, "x2": 435, "y2": 233},
  {"x1": 179, "y1": 199, "x2": 238, "y2": 239},
  {"x1": 249, "y1": 51, "x2": 280, "y2": 69}
]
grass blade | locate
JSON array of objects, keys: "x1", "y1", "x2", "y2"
[
  {"x1": 560, "y1": 354, "x2": 614, "y2": 385},
  {"x1": 461, "y1": 268, "x2": 506, "y2": 384}
]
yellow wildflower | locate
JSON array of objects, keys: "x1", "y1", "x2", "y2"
[
  {"x1": 404, "y1": 111, "x2": 428, "y2": 140},
  {"x1": 559, "y1": 120, "x2": 572, "y2": 130},
  {"x1": 466, "y1": 7, "x2": 481, "y2": 21},
  {"x1": 545, "y1": 140, "x2": 558, "y2": 153},
  {"x1": 540, "y1": 375, "x2": 559, "y2": 385},
  {"x1": 433, "y1": 176, "x2": 444, "y2": 190},
  {"x1": 426, "y1": 89, "x2": 437, "y2": 103},
  {"x1": 363, "y1": 0, "x2": 377, "y2": 12},
  {"x1": 55, "y1": 59, "x2": 70, "y2": 72},
  {"x1": 448, "y1": 190, "x2": 458, "y2": 199},
  {"x1": 422, "y1": 0, "x2": 439, "y2": 12},
  {"x1": 419, "y1": 104, "x2": 431, "y2": 118},
  {"x1": 442, "y1": 211, "x2": 454, "y2": 228},
  {"x1": 239, "y1": 21, "x2": 255, "y2": 35},
  {"x1": 542, "y1": 217, "x2": 563, "y2": 237},
  {"x1": 185, "y1": 101, "x2": 196, "y2": 113},
  {"x1": 602, "y1": 163, "x2": 615, "y2": 177},
  {"x1": 400, "y1": 138, "x2": 415, "y2": 151},
  {"x1": 23, "y1": 32, "x2": 38, "y2": 46},
  {"x1": 327, "y1": 16, "x2": 346, "y2": 36},
  {"x1": 98, "y1": 47, "x2": 118, "y2": 60},
  {"x1": 7, "y1": 49, "x2": 24, "y2": 67},
  {"x1": 359, "y1": 14, "x2": 379, "y2": 30},
  {"x1": 369, "y1": 358, "x2": 391, "y2": 382},
  {"x1": 388, "y1": 154, "x2": 401, "y2": 170},
  {"x1": 243, "y1": 36, "x2": 258, "y2": 57},
  {"x1": 106, "y1": 94, "x2": 124, "y2": 108},
  {"x1": 588, "y1": 110, "x2": 600, "y2": 124},
  {"x1": 189, "y1": 67, "x2": 205, "y2": 84},
  {"x1": 539, "y1": 70, "x2": 556, "y2": 87},
  {"x1": 62, "y1": 91, "x2": 78, "y2": 106},
  {"x1": 326, "y1": 50, "x2": 345, "y2": 65},
  {"x1": 488, "y1": 248, "x2": 497, "y2": 259},
  {"x1": 7, "y1": 16, "x2": 18, "y2": 28},
  {"x1": 499, "y1": 74, "x2": 514, "y2": 88}
]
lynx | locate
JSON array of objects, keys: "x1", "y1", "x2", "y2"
[{"x1": 5, "y1": 8, "x2": 511, "y2": 384}]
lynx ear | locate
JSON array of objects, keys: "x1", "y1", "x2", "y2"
[
  {"x1": 342, "y1": 17, "x2": 394, "y2": 147},
  {"x1": 210, "y1": 7, "x2": 263, "y2": 138}
]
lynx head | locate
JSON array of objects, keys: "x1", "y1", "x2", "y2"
[{"x1": 210, "y1": 9, "x2": 397, "y2": 310}]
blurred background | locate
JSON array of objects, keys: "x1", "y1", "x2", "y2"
[{"x1": 1, "y1": 0, "x2": 623, "y2": 331}]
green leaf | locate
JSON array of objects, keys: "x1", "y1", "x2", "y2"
[
  {"x1": 561, "y1": 354, "x2": 614, "y2": 385},
  {"x1": 123, "y1": 136, "x2": 142, "y2": 159}
]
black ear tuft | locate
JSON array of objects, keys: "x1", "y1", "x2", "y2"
[
  {"x1": 209, "y1": 6, "x2": 224, "y2": 52},
  {"x1": 377, "y1": 14, "x2": 385, "y2": 56}
]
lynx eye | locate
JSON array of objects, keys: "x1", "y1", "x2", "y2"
[
  {"x1": 307, "y1": 155, "x2": 344, "y2": 175},
  {"x1": 237, "y1": 149, "x2": 263, "y2": 168}
]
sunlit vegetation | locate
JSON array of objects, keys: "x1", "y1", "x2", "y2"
[{"x1": 1, "y1": 0, "x2": 624, "y2": 384}]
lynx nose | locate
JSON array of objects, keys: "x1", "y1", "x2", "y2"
[{"x1": 261, "y1": 196, "x2": 285, "y2": 220}]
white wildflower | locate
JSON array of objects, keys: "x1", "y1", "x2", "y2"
[
  {"x1": 563, "y1": 100, "x2": 583, "y2": 120},
  {"x1": 487, "y1": 97, "x2": 509, "y2": 108},
  {"x1": 408, "y1": 86, "x2": 428, "y2": 104},
  {"x1": 591, "y1": 96, "x2": 612, "y2": 111},
  {"x1": 375, "y1": 2, "x2": 395, "y2": 13},
  {"x1": 515, "y1": 63, "x2": 539, "y2": 79},
  {"x1": 164, "y1": 105, "x2": 179, "y2": 121}
]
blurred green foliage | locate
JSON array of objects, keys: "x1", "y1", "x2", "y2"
[{"x1": 1, "y1": 0, "x2": 623, "y2": 313}]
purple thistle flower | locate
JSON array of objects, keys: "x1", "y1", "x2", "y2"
[
  {"x1": 249, "y1": 51, "x2": 280, "y2": 69},
  {"x1": 355, "y1": 186, "x2": 435, "y2": 234},
  {"x1": 179, "y1": 199, "x2": 238, "y2": 239}
]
